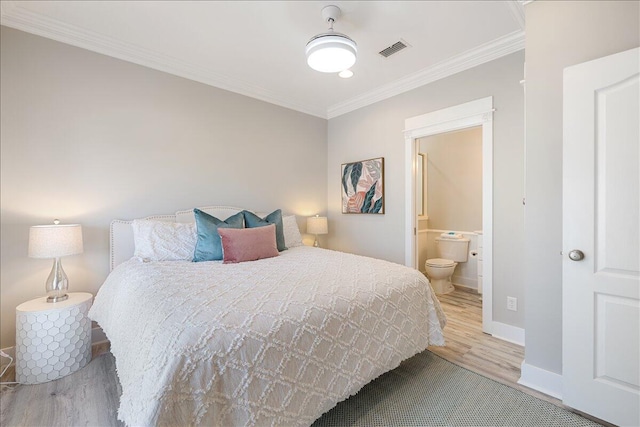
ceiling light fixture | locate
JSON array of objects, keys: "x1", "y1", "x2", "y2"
[
  {"x1": 306, "y1": 5, "x2": 357, "y2": 73},
  {"x1": 338, "y1": 69, "x2": 354, "y2": 78}
]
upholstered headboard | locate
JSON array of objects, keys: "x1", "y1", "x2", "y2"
[{"x1": 110, "y1": 206, "x2": 254, "y2": 271}]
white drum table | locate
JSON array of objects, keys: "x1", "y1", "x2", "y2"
[{"x1": 15, "y1": 292, "x2": 93, "y2": 384}]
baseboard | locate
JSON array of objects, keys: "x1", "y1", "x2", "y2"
[
  {"x1": 518, "y1": 360, "x2": 563, "y2": 400},
  {"x1": 91, "y1": 326, "x2": 107, "y2": 344},
  {"x1": 452, "y1": 281, "x2": 478, "y2": 292},
  {"x1": 417, "y1": 274, "x2": 478, "y2": 291},
  {"x1": 452, "y1": 275, "x2": 478, "y2": 289},
  {"x1": 491, "y1": 321, "x2": 525, "y2": 346}
]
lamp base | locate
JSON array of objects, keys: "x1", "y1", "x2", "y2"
[
  {"x1": 46, "y1": 258, "x2": 69, "y2": 303},
  {"x1": 47, "y1": 294, "x2": 69, "y2": 303},
  {"x1": 313, "y1": 235, "x2": 320, "y2": 248}
]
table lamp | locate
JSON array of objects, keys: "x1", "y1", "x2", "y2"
[
  {"x1": 307, "y1": 215, "x2": 328, "y2": 248},
  {"x1": 28, "y1": 220, "x2": 83, "y2": 303}
]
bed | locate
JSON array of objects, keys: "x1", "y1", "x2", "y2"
[{"x1": 89, "y1": 206, "x2": 446, "y2": 426}]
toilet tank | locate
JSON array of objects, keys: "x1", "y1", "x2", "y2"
[{"x1": 436, "y1": 236, "x2": 470, "y2": 262}]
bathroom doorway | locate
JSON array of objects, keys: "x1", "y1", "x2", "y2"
[
  {"x1": 417, "y1": 127, "x2": 483, "y2": 293},
  {"x1": 404, "y1": 97, "x2": 494, "y2": 334}
]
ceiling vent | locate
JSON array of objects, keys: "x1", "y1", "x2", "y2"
[{"x1": 378, "y1": 40, "x2": 410, "y2": 58}]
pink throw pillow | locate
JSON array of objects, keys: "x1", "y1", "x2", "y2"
[{"x1": 218, "y1": 224, "x2": 279, "y2": 264}]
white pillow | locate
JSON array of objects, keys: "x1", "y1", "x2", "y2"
[
  {"x1": 283, "y1": 215, "x2": 304, "y2": 248},
  {"x1": 132, "y1": 220, "x2": 196, "y2": 261}
]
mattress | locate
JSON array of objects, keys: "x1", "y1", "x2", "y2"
[{"x1": 89, "y1": 246, "x2": 446, "y2": 426}]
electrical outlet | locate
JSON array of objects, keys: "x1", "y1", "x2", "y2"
[{"x1": 507, "y1": 297, "x2": 518, "y2": 311}]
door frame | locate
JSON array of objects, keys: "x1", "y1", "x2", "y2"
[{"x1": 404, "y1": 96, "x2": 494, "y2": 333}]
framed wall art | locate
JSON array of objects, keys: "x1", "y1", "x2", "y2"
[{"x1": 341, "y1": 157, "x2": 385, "y2": 214}]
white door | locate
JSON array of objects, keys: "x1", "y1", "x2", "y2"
[{"x1": 563, "y1": 47, "x2": 639, "y2": 427}]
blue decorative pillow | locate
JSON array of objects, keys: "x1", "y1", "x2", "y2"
[
  {"x1": 242, "y1": 209, "x2": 287, "y2": 252},
  {"x1": 193, "y1": 209, "x2": 244, "y2": 262}
]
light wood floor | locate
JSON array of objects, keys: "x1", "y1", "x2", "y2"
[
  {"x1": 428, "y1": 286, "x2": 558, "y2": 404},
  {"x1": 1, "y1": 286, "x2": 597, "y2": 426}
]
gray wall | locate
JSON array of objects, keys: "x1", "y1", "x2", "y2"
[
  {"x1": 0, "y1": 27, "x2": 328, "y2": 348},
  {"x1": 328, "y1": 51, "x2": 525, "y2": 329},
  {"x1": 523, "y1": 1, "x2": 640, "y2": 374},
  {"x1": 419, "y1": 127, "x2": 483, "y2": 232}
]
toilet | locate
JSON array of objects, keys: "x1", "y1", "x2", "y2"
[{"x1": 425, "y1": 233, "x2": 470, "y2": 294}]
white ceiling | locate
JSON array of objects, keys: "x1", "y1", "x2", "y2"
[{"x1": 0, "y1": 1, "x2": 525, "y2": 118}]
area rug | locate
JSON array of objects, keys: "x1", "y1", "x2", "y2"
[{"x1": 313, "y1": 350, "x2": 600, "y2": 427}]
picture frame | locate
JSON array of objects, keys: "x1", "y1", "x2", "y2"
[{"x1": 341, "y1": 157, "x2": 385, "y2": 214}]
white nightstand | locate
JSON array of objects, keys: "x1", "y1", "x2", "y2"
[{"x1": 15, "y1": 292, "x2": 93, "y2": 384}]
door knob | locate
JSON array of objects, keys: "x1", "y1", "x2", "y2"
[{"x1": 568, "y1": 250, "x2": 585, "y2": 261}]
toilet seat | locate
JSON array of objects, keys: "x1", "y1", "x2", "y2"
[
  {"x1": 424, "y1": 258, "x2": 456, "y2": 295},
  {"x1": 425, "y1": 258, "x2": 456, "y2": 268}
]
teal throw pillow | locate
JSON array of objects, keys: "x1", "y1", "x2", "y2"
[
  {"x1": 242, "y1": 209, "x2": 287, "y2": 252},
  {"x1": 193, "y1": 209, "x2": 244, "y2": 262}
]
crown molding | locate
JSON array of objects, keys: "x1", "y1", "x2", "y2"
[
  {"x1": 327, "y1": 30, "x2": 525, "y2": 119},
  {"x1": 2, "y1": 1, "x2": 525, "y2": 121},
  {"x1": 0, "y1": 1, "x2": 327, "y2": 119}
]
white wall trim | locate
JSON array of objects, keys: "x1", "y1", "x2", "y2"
[
  {"x1": 1, "y1": 1, "x2": 524, "y2": 120},
  {"x1": 328, "y1": 31, "x2": 524, "y2": 119},
  {"x1": 518, "y1": 360, "x2": 563, "y2": 400},
  {"x1": 491, "y1": 321, "x2": 525, "y2": 346},
  {"x1": 91, "y1": 325, "x2": 107, "y2": 344},
  {"x1": 422, "y1": 228, "x2": 479, "y2": 237},
  {"x1": 451, "y1": 275, "x2": 478, "y2": 289},
  {"x1": 453, "y1": 282, "x2": 478, "y2": 292},
  {"x1": 404, "y1": 96, "x2": 494, "y2": 335},
  {"x1": 404, "y1": 98, "x2": 494, "y2": 132}
]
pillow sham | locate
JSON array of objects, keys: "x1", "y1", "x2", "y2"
[
  {"x1": 218, "y1": 224, "x2": 279, "y2": 264},
  {"x1": 242, "y1": 209, "x2": 287, "y2": 251},
  {"x1": 132, "y1": 219, "x2": 196, "y2": 262},
  {"x1": 282, "y1": 215, "x2": 304, "y2": 248},
  {"x1": 193, "y1": 209, "x2": 244, "y2": 262}
]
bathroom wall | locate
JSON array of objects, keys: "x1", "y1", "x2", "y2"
[
  {"x1": 417, "y1": 126, "x2": 482, "y2": 289},
  {"x1": 419, "y1": 126, "x2": 483, "y2": 231}
]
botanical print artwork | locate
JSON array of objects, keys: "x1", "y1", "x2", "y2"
[{"x1": 341, "y1": 157, "x2": 384, "y2": 214}]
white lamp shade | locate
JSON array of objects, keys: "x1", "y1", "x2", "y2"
[
  {"x1": 28, "y1": 224, "x2": 83, "y2": 258},
  {"x1": 306, "y1": 34, "x2": 357, "y2": 73},
  {"x1": 307, "y1": 216, "x2": 328, "y2": 235}
]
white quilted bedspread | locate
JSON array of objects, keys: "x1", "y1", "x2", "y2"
[{"x1": 89, "y1": 246, "x2": 446, "y2": 427}]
